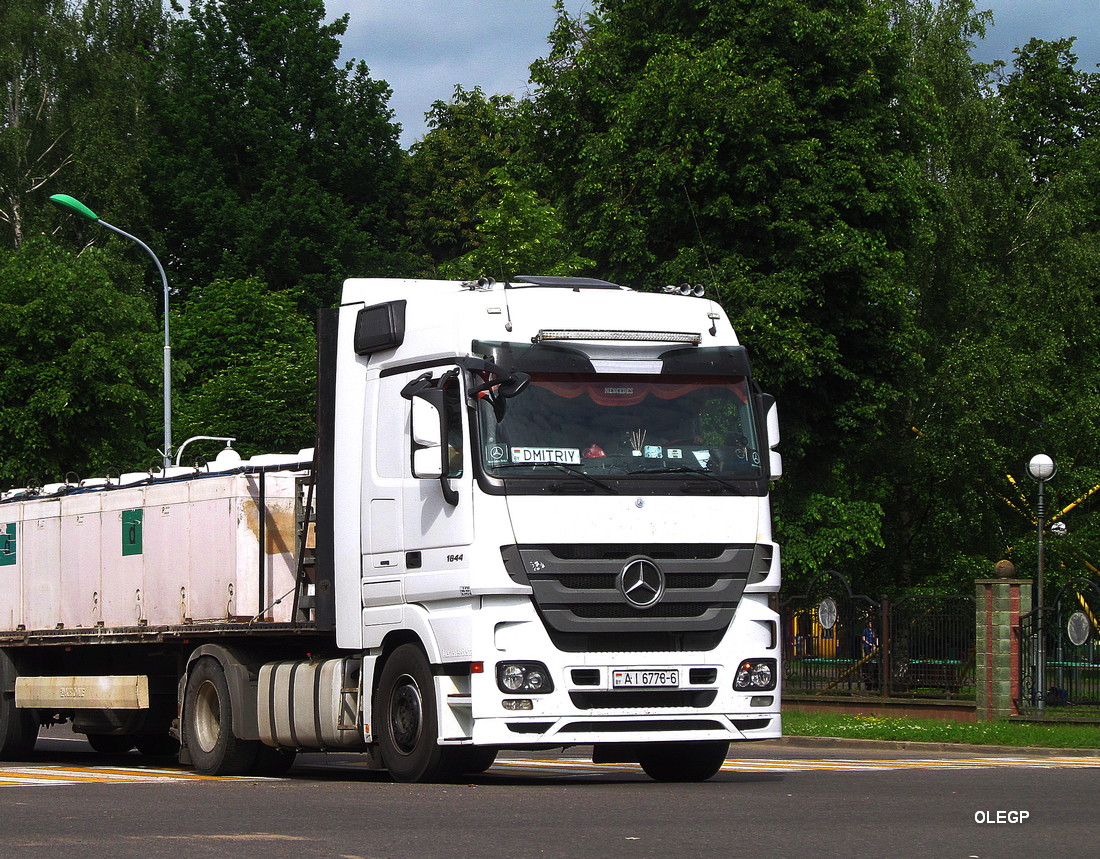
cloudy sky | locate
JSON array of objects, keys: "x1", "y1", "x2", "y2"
[{"x1": 327, "y1": 1, "x2": 1099, "y2": 148}]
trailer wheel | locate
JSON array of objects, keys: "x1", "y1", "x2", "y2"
[
  {"x1": 183, "y1": 657, "x2": 258, "y2": 775},
  {"x1": 0, "y1": 650, "x2": 38, "y2": 760},
  {"x1": 638, "y1": 741, "x2": 729, "y2": 782},
  {"x1": 374, "y1": 644, "x2": 452, "y2": 783},
  {"x1": 86, "y1": 734, "x2": 135, "y2": 754}
]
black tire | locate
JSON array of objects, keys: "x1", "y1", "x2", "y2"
[
  {"x1": 182, "y1": 657, "x2": 259, "y2": 775},
  {"x1": 252, "y1": 745, "x2": 296, "y2": 777},
  {"x1": 449, "y1": 746, "x2": 497, "y2": 776},
  {"x1": 135, "y1": 734, "x2": 180, "y2": 757},
  {"x1": 86, "y1": 733, "x2": 136, "y2": 754},
  {"x1": 638, "y1": 741, "x2": 729, "y2": 782},
  {"x1": 374, "y1": 643, "x2": 453, "y2": 783},
  {"x1": 0, "y1": 650, "x2": 38, "y2": 760}
]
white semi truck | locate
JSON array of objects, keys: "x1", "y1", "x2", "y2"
[{"x1": 0, "y1": 275, "x2": 782, "y2": 782}]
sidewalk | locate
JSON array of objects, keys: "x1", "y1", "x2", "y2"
[{"x1": 773, "y1": 734, "x2": 1100, "y2": 757}]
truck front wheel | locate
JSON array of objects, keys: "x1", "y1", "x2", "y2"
[
  {"x1": 183, "y1": 657, "x2": 258, "y2": 775},
  {"x1": 638, "y1": 741, "x2": 729, "y2": 782},
  {"x1": 0, "y1": 650, "x2": 38, "y2": 760},
  {"x1": 374, "y1": 644, "x2": 456, "y2": 783}
]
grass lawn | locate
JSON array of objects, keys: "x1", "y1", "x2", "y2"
[{"x1": 783, "y1": 710, "x2": 1100, "y2": 749}]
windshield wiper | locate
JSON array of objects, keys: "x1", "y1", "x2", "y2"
[
  {"x1": 493, "y1": 461, "x2": 617, "y2": 493},
  {"x1": 627, "y1": 465, "x2": 744, "y2": 493}
]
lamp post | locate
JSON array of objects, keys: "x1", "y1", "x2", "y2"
[
  {"x1": 1026, "y1": 453, "x2": 1056, "y2": 712},
  {"x1": 49, "y1": 194, "x2": 172, "y2": 470}
]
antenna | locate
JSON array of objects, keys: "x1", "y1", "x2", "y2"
[{"x1": 683, "y1": 184, "x2": 718, "y2": 287}]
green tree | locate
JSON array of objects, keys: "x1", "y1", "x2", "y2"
[
  {"x1": 436, "y1": 168, "x2": 594, "y2": 280},
  {"x1": 999, "y1": 37, "x2": 1100, "y2": 183},
  {"x1": 1, "y1": 0, "x2": 163, "y2": 248},
  {"x1": 172, "y1": 277, "x2": 316, "y2": 457},
  {"x1": 148, "y1": 0, "x2": 406, "y2": 307},
  {"x1": 530, "y1": 0, "x2": 925, "y2": 587},
  {"x1": 404, "y1": 86, "x2": 534, "y2": 271},
  {"x1": 0, "y1": 237, "x2": 160, "y2": 485}
]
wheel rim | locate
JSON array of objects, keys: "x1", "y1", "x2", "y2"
[
  {"x1": 389, "y1": 673, "x2": 423, "y2": 755},
  {"x1": 193, "y1": 679, "x2": 221, "y2": 754}
]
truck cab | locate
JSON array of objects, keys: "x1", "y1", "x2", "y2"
[{"x1": 317, "y1": 275, "x2": 782, "y2": 781}]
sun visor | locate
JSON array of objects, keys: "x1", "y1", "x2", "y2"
[
  {"x1": 659, "y1": 345, "x2": 751, "y2": 376},
  {"x1": 471, "y1": 340, "x2": 595, "y2": 374}
]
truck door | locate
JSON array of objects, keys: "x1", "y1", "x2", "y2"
[{"x1": 364, "y1": 368, "x2": 473, "y2": 635}]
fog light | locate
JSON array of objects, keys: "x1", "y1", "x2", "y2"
[
  {"x1": 502, "y1": 699, "x2": 533, "y2": 711},
  {"x1": 734, "y1": 658, "x2": 777, "y2": 691},
  {"x1": 496, "y1": 661, "x2": 555, "y2": 694}
]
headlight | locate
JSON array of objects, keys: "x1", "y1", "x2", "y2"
[
  {"x1": 734, "y1": 658, "x2": 777, "y2": 691},
  {"x1": 496, "y1": 662, "x2": 554, "y2": 694}
]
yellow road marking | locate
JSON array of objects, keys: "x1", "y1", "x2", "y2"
[{"x1": 0, "y1": 764, "x2": 243, "y2": 787}]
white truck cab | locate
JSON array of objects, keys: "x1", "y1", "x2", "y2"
[{"x1": 314, "y1": 275, "x2": 782, "y2": 780}]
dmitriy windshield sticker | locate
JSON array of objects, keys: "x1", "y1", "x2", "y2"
[
  {"x1": 643, "y1": 445, "x2": 663, "y2": 458},
  {"x1": 510, "y1": 447, "x2": 581, "y2": 464},
  {"x1": 667, "y1": 449, "x2": 683, "y2": 459}
]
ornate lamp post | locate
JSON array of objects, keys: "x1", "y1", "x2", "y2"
[
  {"x1": 1026, "y1": 453, "x2": 1056, "y2": 712},
  {"x1": 49, "y1": 194, "x2": 173, "y2": 469}
]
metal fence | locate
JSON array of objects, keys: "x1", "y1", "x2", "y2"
[
  {"x1": 1018, "y1": 579, "x2": 1100, "y2": 715},
  {"x1": 780, "y1": 570, "x2": 975, "y2": 700}
]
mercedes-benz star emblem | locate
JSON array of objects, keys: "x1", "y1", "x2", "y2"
[{"x1": 617, "y1": 558, "x2": 665, "y2": 609}]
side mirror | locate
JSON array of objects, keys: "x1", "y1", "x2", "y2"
[
  {"x1": 407, "y1": 378, "x2": 460, "y2": 505},
  {"x1": 764, "y1": 395, "x2": 782, "y2": 481},
  {"x1": 412, "y1": 445, "x2": 443, "y2": 480},
  {"x1": 411, "y1": 396, "x2": 442, "y2": 449},
  {"x1": 410, "y1": 392, "x2": 445, "y2": 479}
]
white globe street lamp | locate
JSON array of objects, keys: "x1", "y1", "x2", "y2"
[
  {"x1": 49, "y1": 194, "x2": 173, "y2": 470},
  {"x1": 1025, "y1": 453, "x2": 1057, "y2": 712}
]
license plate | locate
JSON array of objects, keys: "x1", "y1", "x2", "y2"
[{"x1": 612, "y1": 669, "x2": 680, "y2": 688}]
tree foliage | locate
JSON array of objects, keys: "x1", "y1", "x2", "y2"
[
  {"x1": 528, "y1": 0, "x2": 926, "y2": 588},
  {"x1": 3, "y1": 0, "x2": 1100, "y2": 600},
  {"x1": 147, "y1": 0, "x2": 407, "y2": 307},
  {"x1": 0, "y1": 237, "x2": 160, "y2": 484},
  {"x1": 172, "y1": 277, "x2": 317, "y2": 457},
  {"x1": 0, "y1": 0, "x2": 163, "y2": 248}
]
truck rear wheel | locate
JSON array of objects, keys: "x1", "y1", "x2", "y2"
[
  {"x1": 374, "y1": 643, "x2": 455, "y2": 783},
  {"x1": 638, "y1": 741, "x2": 729, "y2": 782},
  {"x1": 0, "y1": 650, "x2": 38, "y2": 760},
  {"x1": 183, "y1": 657, "x2": 258, "y2": 775}
]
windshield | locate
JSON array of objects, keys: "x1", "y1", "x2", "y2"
[{"x1": 476, "y1": 372, "x2": 762, "y2": 481}]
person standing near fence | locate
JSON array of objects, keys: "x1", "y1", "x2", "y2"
[{"x1": 862, "y1": 621, "x2": 878, "y2": 655}]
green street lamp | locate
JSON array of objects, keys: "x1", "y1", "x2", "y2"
[{"x1": 49, "y1": 194, "x2": 173, "y2": 470}]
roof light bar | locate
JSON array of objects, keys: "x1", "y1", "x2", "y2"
[{"x1": 532, "y1": 329, "x2": 702, "y2": 345}]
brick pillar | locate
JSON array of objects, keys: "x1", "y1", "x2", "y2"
[{"x1": 974, "y1": 578, "x2": 1033, "y2": 721}]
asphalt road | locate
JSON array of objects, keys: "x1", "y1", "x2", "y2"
[{"x1": 2, "y1": 732, "x2": 1097, "y2": 859}]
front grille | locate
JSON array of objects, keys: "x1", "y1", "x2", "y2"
[
  {"x1": 502, "y1": 544, "x2": 761, "y2": 635},
  {"x1": 570, "y1": 690, "x2": 718, "y2": 710}
]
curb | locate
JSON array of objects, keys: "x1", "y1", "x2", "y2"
[{"x1": 772, "y1": 735, "x2": 1100, "y2": 757}]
